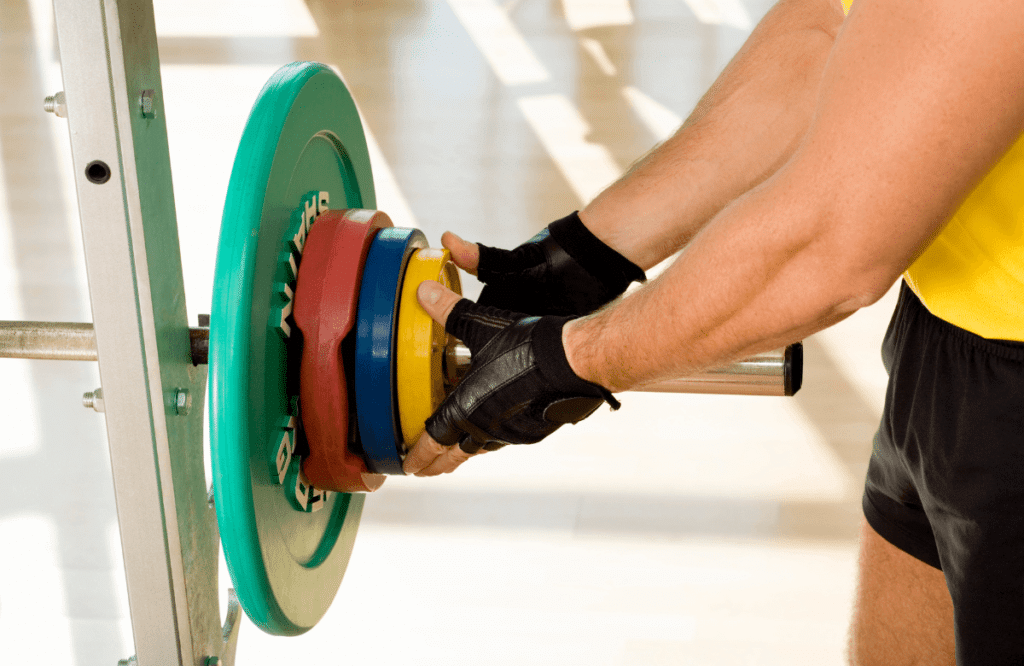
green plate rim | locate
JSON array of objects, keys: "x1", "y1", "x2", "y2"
[{"x1": 210, "y1": 61, "x2": 374, "y2": 635}]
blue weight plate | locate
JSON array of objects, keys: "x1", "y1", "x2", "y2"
[{"x1": 355, "y1": 227, "x2": 426, "y2": 474}]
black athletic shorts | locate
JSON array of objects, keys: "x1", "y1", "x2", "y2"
[{"x1": 863, "y1": 281, "x2": 1024, "y2": 663}]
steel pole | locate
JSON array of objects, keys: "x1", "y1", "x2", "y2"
[{"x1": 0, "y1": 321, "x2": 800, "y2": 396}]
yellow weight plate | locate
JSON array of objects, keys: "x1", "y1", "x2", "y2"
[{"x1": 396, "y1": 248, "x2": 462, "y2": 445}]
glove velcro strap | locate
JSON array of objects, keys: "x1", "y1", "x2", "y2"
[
  {"x1": 531, "y1": 316, "x2": 621, "y2": 411},
  {"x1": 548, "y1": 211, "x2": 646, "y2": 290}
]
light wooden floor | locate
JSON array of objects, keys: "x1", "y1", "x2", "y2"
[{"x1": 0, "y1": 0, "x2": 900, "y2": 663}]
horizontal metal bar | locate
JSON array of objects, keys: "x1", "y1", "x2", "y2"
[
  {"x1": 448, "y1": 341, "x2": 802, "y2": 397},
  {"x1": 629, "y1": 345, "x2": 802, "y2": 397},
  {"x1": 0, "y1": 321, "x2": 101, "y2": 361},
  {"x1": 0, "y1": 321, "x2": 208, "y2": 364},
  {"x1": 0, "y1": 321, "x2": 802, "y2": 396}
]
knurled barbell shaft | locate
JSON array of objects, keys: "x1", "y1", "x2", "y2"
[
  {"x1": 0, "y1": 320, "x2": 210, "y2": 365},
  {"x1": 0, "y1": 321, "x2": 103, "y2": 361},
  {"x1": 0, "y1": 321, "x2": 800, "y2": 396}
]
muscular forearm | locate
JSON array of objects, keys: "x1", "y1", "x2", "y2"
[
  {"x1": 582, "y1": 0, "x2": 845, "y2": 270},
  {"x1": 566, "y1": 170, "x2": 869, "y2": 392}
]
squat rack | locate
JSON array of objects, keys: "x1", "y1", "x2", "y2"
[{"x1": 48, "y1": 1, "x2": 236, "y2": 664}]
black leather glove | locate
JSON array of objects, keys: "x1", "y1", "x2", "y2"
[
  {"x1": 476, "y1": 211, "x2": 646, "y2": 316},
  {"x1": 425, "y1": 299, "x2": 620, "y2": 453}
]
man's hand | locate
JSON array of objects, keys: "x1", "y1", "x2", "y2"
[
  {"x1": 441, "y1": 212, "x2": 646, "y2": 317},
  {"x1": 402, "y1": 280, "x2": 619, "y2": 476}
]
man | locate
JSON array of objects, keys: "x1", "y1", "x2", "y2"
[{"x1": 404, "y1": 0, "x2": 1024, "y2": 661}]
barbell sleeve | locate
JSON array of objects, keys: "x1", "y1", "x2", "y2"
[
  {"x1": 0, "y1": 321, "x2": 801, "y2": 396},
  {"x1": 626, "y1": 345, "x2": 802, "y2": 397},
  {"x1": 445, "y1": 340, "x2": 802, "y2": 397}
]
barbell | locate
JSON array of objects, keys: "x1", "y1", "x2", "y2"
[{"x1": 4, "y1": 62, "x2": 803, "y2": 637}]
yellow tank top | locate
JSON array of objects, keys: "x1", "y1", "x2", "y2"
[{"x1": 842, "y1": 0, "x2": 1024, "y2": 341}]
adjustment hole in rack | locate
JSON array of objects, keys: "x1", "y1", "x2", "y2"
[{"x1": 85, "y1": 160, "x2": 111, "y2": 184}]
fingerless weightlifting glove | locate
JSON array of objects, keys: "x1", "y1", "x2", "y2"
[
  {"x1": 476, "y1": 211, "x2": 646, "y2": 316},
  {"x1": 425, "y1": 299, "x2": 620, "y2": 453}
]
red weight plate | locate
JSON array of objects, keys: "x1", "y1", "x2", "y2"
[{"x1": 294, "y1": 208, "x2": 392, "y2": 492}]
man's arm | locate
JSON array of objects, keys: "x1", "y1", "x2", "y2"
[
  {"x1": 404, "y1": 0, "x2": 1024, "y2": 476},
  {"x1": 581, "y1": 0, "x2": 846, "y2": 270},
  {"x1": 567, "y1": 0, "x2": 1024, "y2": 392}
]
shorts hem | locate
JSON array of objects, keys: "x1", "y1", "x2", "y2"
[{"x1": 862, "y1": 490, "x2": 942, "y2": 571}]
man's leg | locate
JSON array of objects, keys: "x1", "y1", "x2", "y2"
[{"x1": 847, "y1": 519, "x2": 955, "y2": 666}]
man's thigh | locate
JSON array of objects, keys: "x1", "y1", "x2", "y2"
[{"x1": 848, "y1": 519, "x2": 955, "y2": 666}]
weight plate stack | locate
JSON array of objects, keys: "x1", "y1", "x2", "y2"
[
  {"x1": 295, "y1": 209, "x2": 390, "y2": 493},
  {"x1": 210, "y1": 61, "x2": 374, "y2": 636}
]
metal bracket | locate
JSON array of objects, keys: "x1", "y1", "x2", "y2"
[{"x1": 51, "y1": 1, "x2": 233, "y2": 663}]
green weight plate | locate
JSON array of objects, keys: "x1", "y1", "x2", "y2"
[{"x1": 210, "y1": 61, "x2": 375, "y2": 636}]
